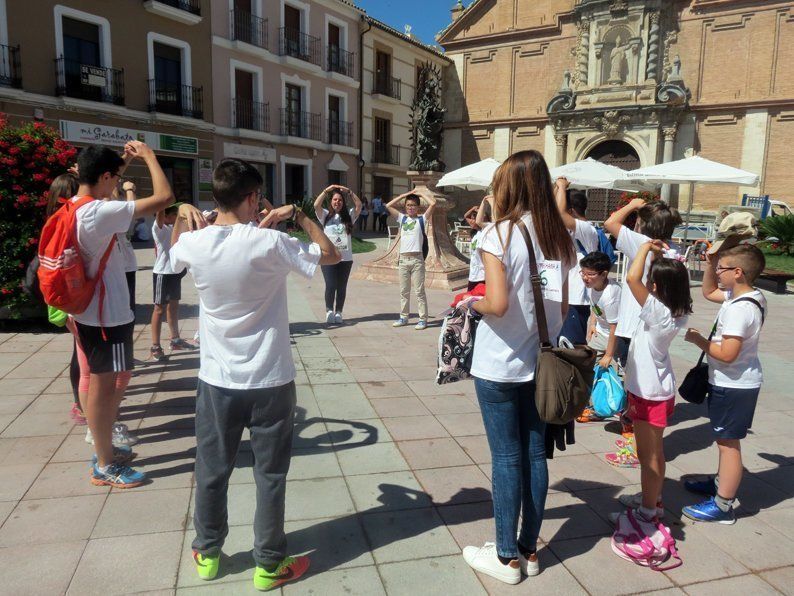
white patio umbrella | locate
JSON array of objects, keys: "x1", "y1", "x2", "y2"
[
  {"x1": 437, "y1": 158, "x2": 501, "y2": 190},
  {"x1": 550, "y1": 158, "x2": 656, "y2": 192},
  {"x1": 625, "y1": 156, "x2": 760, "y2": 241}
]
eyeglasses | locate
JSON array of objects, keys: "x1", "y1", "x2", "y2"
[
  {"x1": 715, "y1": 265, "x2": 741, "y2": 275},
  {"x1": 579, "y1": 270, "x2": 604, "y2": 278}
]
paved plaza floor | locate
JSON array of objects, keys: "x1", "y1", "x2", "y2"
[{"x1": 1, "y1": 240, "x2": 793, "y2": 595}]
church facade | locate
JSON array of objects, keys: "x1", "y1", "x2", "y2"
[{"x1": 438, "y1": 0, "x2": 794, "y2": 217}]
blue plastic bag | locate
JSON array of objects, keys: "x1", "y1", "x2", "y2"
[{"x1": 591, "y1": 365, "x2": 626, "y2": 418}]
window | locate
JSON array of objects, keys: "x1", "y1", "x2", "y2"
[
  {"x1": 328, "y1": 95, "x2": 341, "y2": 144},
  {"x1": 146, "y1": 34, "x2": 201, "y2": 118},
  {"x1": 373, "y1": 176, "x2": 392, "y2": 201},
  {"x1": 284, "y1": 163, "x2": 306, "y2": 203},
  {"x1": 158, "y1": 156, "x2": 195, "y2": 204},
  {"x1": 285, "y1": 83, "x2": 302, "y2": 136},
  {"x1": 373, "y1": 117, "x2": 396, "y2": 163},
  {"x1": 63, "y1": 17, "x2": 100, "y2": 66},
  {"x1": 328, "y1": 169, "x2": 347, "y2": 186},
  {"x1": 234, "y1": 69, "x2": 254, "y2": 128}
]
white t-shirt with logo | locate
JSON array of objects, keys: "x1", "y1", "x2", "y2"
[
  {"x1": 317, "y1": 207, "x2": 358, "y2": 262},
  {"x1": 73, "y1": 198, "x2": 136, "y2": 327},
  {"x1": 152, "y1": 222, "x2": 176, "y2": 275},
  {"x1": 624, "y1": 295, "x2": 688, "y2": 401},
  {"x1": 568, "y1": 219, "x2": 600, "y2": 306},
  {"x1": 170, "y1": 224, "x2": 321, "y2": 390},
  {"x1": 471, "y1": 214, "x2": 570, "y2": 383},
  {"x1": 118, "y1": 233, "x2": 137, "y2": 273},
  {"x1": 708, "y1": 289, "x2": 766, "y2": 389},
  {"x1": 590, "y1": 281, "x2": 621, "y2": 338},
  {"x1": 399, "y1": 215, "x2": 425, "y2": 254},
  {"x1": 468, "y1": 230, "x2": 485, "y2": 283}
]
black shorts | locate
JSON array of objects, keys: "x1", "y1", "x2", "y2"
[
  {"x1": 153, "y1": 272, "x2": 183, "y2": 305},
  {"x1": 75, "y1": 321, "x2": 135, "y2": 374},
  {"x1": 707, "y1": 384, "x2": 760, "y2": 440}
]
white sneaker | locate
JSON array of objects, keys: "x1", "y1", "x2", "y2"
[
  {"x1": 112, "y1": 423, "x2": 139, "y2": 447},
  {"x1": 518, "y1": 550, "x2": 540, "y2": 577},
  {"x1": 617, "y1": 492, "x2": 664, "y2": 518},
  {"x1": 462, "y1": 543, "x2": 521, "y2": 585},
  {"x1": 325, "y1": 310, "x2": 335, "y2": 325},
  {"x1": 334, "y1": 312, "x2": 343, "y2": 324}
]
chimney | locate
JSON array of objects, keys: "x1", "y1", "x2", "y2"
[{"x1": 451, "y1": 0, "x2": 465, "y2": 22}]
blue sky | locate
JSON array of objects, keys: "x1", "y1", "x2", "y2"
[{"x1": 355, "y1": 0, "x2": 464, "y2": 47}]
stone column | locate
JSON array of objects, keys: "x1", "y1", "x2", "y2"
[
  {"x1": 646, "y1": 12, "x2": 661, "y2": 81},
  {"x1": 660, "y1": 125, "x2": 677, "y2": 203},
  {"x1": 352, "y1": 171, "x2": 470, "y2": 291},
  {"x1": 576, "y1": 18, "x2": 590, "y2": 88},
  {"x1": 554, "y1": 133, "x2": 568, "y2": 166}
]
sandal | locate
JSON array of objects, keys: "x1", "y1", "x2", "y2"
[
  {"x1": 576, "y1": 406, "x2": 605, "y2": 423},
  {"x1": 614, "y1": 436, "x2": 635, "y2": 450},
  {"x1": 605, "y1": 447, "x2": 639, "y2": 468}
]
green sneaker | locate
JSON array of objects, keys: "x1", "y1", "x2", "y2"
[
  {"x1": 253, "y1": 555, "x2": 310, "y2": 591},
  {"x1": 193, "y1": 551, "x2": 220, "y2": 581}
]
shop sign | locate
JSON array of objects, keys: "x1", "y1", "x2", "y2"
[
  {"x1": 223, "y1": 142, "x2": 276, "y2": 163},
  {"x1": 160, "y1": 134, "x2": 198, "y2": 154},
  {"x1": 199, "y1": 159, "x2": 213, "y2": 191},
  {"x1": 80, "y1": 65, "x2": 107, "y2": 88},
  {"x1": 59, "y1": 120, "x2": 199, "y2": 155}
]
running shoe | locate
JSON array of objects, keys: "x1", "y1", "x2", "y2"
[
  {"x1": 462, "y1": 543, "x2": 521, "y2": 585},
  {"x1": 326, "y1": 310, "x2": 335, "y2": 325},
  {"x1": 90, "y1": 462, "x2": 146, "y2": 488},
  {"x1": 253, "y1": 556, "x2": 310, "y2": 591},
  {"x1": 576, "y1": 406, "x2": 605, "y2": 423},
  {"x1": 334, "y1": 312, "x2": 343, "y2": 325},
  {"x1": 170, "y1": 338, "x2": 198, "y2": 351},
  {"x1": 618, "y1": 492, "x2": 665, "y2": 518},
  {"x1": 684, "y1": 477, "x2": 718, "y2": 497},
  {"x1": 682, "y1": 497, "x2": 736, "y2": 525},
  {"x1": 70, "y1": 403, "x2": 87, "y2": 425},
  {"x1": 112, "y1": 423, "x2": 139, "y2": 447},
  {"x1": 90, "y1": 445, "x2": 136, "y2": 467},
  {"x1": 414, "y1": 320, "x2": 428, "y2": 330},
  {"x1": 392, "y1": 317, "x2": 408, "y2": 328},
  {"x1": 194, "y1": 551, "x2": 220, "y2": 581},
  {"x1": 150, "y1": 344, "x2": 167, "y2": 361}
]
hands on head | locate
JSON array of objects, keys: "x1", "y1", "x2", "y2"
[
  {"x1": 177, "y1": 203, "x2": 209, "y2": 231},
  {"x1": 259, "y1": 204, "x2": 298, "y2": 229},
  {"x1": 123, "y1": 140, "x2": 154, "y2": 161}
]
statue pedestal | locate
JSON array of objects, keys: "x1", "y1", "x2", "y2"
[{"x1": 353, "y1": 171, "x2": 470, "y2": 291}]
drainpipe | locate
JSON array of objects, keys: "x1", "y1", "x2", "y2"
[{"x1": 358, "y1": 16, "x2": 371, "y2": 197}]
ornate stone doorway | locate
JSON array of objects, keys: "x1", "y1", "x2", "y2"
[{"x1": 585, "y1": 140, "x2": 640, "y2": 220}]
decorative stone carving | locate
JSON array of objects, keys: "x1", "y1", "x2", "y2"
[
  {"x1": 662, "y1": 125, "x2": 678, "y2": 141},
  {"x1": 576, "y1": 18, "x2": 590, "y2": 88},
  {"x1": 592, "y1": 109, "x2": 632, "y2": 137},
  {"x1": 547, "y1": 70, "x2": 577, "y2": 113},
  {"x1": 610, "y1": 0, "x2": 628, "y2": 15},
  {"x1": 646, "y1": 12, "x2": 661, "y2": 81},
  {"x1": 656, "y1": 55, "x2": 690, "y2": 105},
  {"x1": 608, "y1": 36, "x2": 630, "y2": 84},
  {"x1": 554, "y1": 133, "x2": 568, "y2": 147},
  {"x1": 662, "y1": 30, "x2": 679, "y2": 79}
]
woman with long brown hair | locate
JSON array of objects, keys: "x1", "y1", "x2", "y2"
[{"x1": 465, "y1": 150, "x2": 574, "y2": 584}]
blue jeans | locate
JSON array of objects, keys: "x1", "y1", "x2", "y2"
[{"x1": 474, "y1": 377, "x2": 548, "y2": 558}]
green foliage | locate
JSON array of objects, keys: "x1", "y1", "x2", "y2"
[
  {"x1": 289, "y1": 231, "x2": 376, "y2": 254},
  {"x1": 0, "y1": 114, "x2": 77, "y2": 317},
  {"x1": 760, "y1": 214, "x2": 794, "y2": 256}
]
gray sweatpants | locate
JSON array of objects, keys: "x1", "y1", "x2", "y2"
[{"x1": 192, "y1": 379, "x2": 296, "y2": 568}]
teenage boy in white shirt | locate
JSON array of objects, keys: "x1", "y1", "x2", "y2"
[
  {"x1": 682, "y1": 244, "x2": 767, "y2": 525},
  {"x1": 170, "y1": 158, "x2": 339, "y2": 590},
  {"x1": 71, "y1": 142, "x2": 175, "y2": 488}
]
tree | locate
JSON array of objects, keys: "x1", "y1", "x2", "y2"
[{"x1": 0, "y1": 114, "x2": 77, "y2": 317}]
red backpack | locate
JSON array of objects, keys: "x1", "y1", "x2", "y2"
[{"x1": 37, "y1": 196, "x2": 116, "y2": 318}]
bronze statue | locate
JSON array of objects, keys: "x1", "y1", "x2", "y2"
[{"x1": 409, "y1": 62, "x2": 446, "y2": 172}]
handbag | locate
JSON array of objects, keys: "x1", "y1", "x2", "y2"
[
  {"x1": 679, "y1": 296, "x2": 765, "y2": 404},
  {"x1": 517, "y1": 221, "x2": 597, "y2": 424},
  {"x1": 436, "y1": 301, "x2": 481, "y2": 385}
]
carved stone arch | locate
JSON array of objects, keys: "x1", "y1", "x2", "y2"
[{"x1": 575, "y1": 131, "x2": 647, "y2": 166}]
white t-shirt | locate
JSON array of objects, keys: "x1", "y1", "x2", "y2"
[
  {"x1": 118, "y1": 233, "x2": 137, "y2": 273},
  {"x1": 590, "y1": 280, "x2": 621, "y2": 338},
  {"x1": 471, "y1": 214, "x2": 570, "y2": 383},
  {"x1": 708, "y1": 289, "x2": 766, "y2": 389},
  {"x1": 317, "y1": 207, "x2": 357, "y2": 262},
  {"x1": 399, "y1": 215, "x2": 425, "y2": 254},
  {"x1": 568, "y1": 219, "x2": 600, "y2": 306},
  {"x1": 468, "y1": 230, "x2": 485, "y2": 283},
  {"x1": 72, "y1": 199, "x2": 136, "y2": 327},
  {"x1": 170, "y1": 224, "x2": 321, "y2": 390},
  {"x1": 624, "y1": 295, "x2": 688, "y2": 401},
  {"x1": 372, "y1": 197, "x2": 384, "y2": 214},
  {"x1": 152, "y1": 222, "x2": 176, "y2": 275}
]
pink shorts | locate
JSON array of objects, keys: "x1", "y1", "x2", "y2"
[{"x1": 627, "y1": 393, "x2": 674, "y2": 429}]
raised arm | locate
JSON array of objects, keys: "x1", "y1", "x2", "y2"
[
  {"x1": 422, "y1": 190, "x2": 438, "y2": 221},
  {"x1": 604, "y1": 197, "x2": 646, "y2": 239},
  {"x1": 259, "y1": 205, "x2": 341, "y2": 265},
  {"x1": 126, "y1": 141, "x2": 174, "y2": 217},
  {"x1": 475, "y1": 196, "x2": 493, "y2": 229},
  {"x1": 701, "y1": 252, "x2": 726, "y2": 303},
  {"x1": 626, "y1": 241, "x2": 663, "y2": 307},
  {"x1": 314, "y1": 185, "x2": 333, "y2": 220},
  {"x1": 171, "y1": 203, "x2": 208, "y2": 247},
  {"x1": 385, "y1": 192, "x2": 408, "y2": 220},
  {"x1": 554, "y1": 177, "x2": 577, "y2": 232},
  {"x1": 348, "y1": 188, "x2": 363, "y2": 220}
]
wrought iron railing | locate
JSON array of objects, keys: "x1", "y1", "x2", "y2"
[
  {"x1": 280, "y1": 109, "x2": 321, "y2": 140},
  {"x1": 373, "y1": 74, "x2": 401, "y2": 100},
  {"x1": 147, "y1": 79, "x2": 204, "y2": 119},
  {"x1": 234, "y1": 97, "x2": 269, "y2": 132},
  {"x1": 0, "y1": 44, "x2": 21, "y2": 88},
  {"x1": 373, "y1": 143, "x2": 400, "y2": 165},
  {"x1": 230, "y1": 8, "x2": 267, "y2": 49},
  {"x1": 55, "y1": 58, "x2": 124, "y2": 105},
  {"x1": 278, "y1": 27, "x2": 321, "y2": 66},
  {"x1": 147, "y1": 0, "x2": 201, "y2": 16},
  {"x1": 327, "y1": 45, "x2": 354, "y2": 77},
  {"x1": 327, "y1": 120, "x2": 353, "y2": 146}
]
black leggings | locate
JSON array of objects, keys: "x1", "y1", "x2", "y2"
[
  {"x1": 126, "y1": 270, "x2": 136, "y2": 319},
  {"x1": 321, "y1": 261, "x2": 354, "y2": 312},
  {"x1": 69, "y1": 340, "x2": 80, "y2": 406}
]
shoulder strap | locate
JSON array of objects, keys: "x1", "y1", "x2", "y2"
[
  {"x1": 517, "y1": 220, "x2": 551, "y2": 347},
  {"x1": 418, "y1": 215, "x2": 426, "y2": 234},
  {"x1": 732, "y1": 296, "x2": 765, "y2": 324},
  {"x1": 575, "y1": 238, "x2": 587, "y2": 256}
]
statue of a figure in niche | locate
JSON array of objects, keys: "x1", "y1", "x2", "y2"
[
  {"x1": 409, "y1": 62, "x2": 446, "y2": 172},
  {"x1": 608, "y1": 35, "x2": 630, "y2": 84}
]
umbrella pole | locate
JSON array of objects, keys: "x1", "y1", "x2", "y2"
[{"x1": 682, "y1": 181, "x2": 694, "y2": 244}]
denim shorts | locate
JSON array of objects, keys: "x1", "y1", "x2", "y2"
[{"x1": 707, "y1": 385, "x2": 760, "y2": 440}]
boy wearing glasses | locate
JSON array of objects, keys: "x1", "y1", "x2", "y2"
[{"x1": 682, "y1": 243, "x2": 767, "y2": 524}]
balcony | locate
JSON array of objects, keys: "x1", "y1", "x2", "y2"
[
  {"x1": 280, "y1": 109, "x2": 321, "y2": 141},
  {"x1": 327, "y1": 45, "x2": 354, "y2": 78},
  {"x1": 373, "y1": 74, "x2": 401, "y2": 100},
  {"x1": 278, "y1": 27, "x2": 321, "y2": 67},
  {"x1": 230, "y1": 8, "x2": 267, "y2": 50},
  {"x1": 233, "y1": 97, "x2": 269, "y2": 132},
  {"x1": 147, "y1": 80, "x2": 204, "y2": 119},
  {"x1": 373, "y1": 143, "x2": 400, "y2": 165},
  {"x1": 55, "y1": 58, "x2": 124, "y2": 105},
  {"x1": 0, "y1": 44, "x2": 21, "y2": 88},
  {"x1": 327, "y1": 120, "x2": 353, "y2": 146},
  {"x1": 142, "y1": 0, "x2": 202, "y2": 25}
]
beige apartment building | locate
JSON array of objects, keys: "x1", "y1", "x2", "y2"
[
  {"x1": 439, "y1": 0, "x2": 794, "y2": 215},
  {"x1": 210, "y1": 0, "x2": 362, "y2": 205},
  {"x1": 360, "y1": 18, "x2": 451, "y2": 205},
  {"x1": 0, "y1": 0, "x2": 215, "y2": 206}
]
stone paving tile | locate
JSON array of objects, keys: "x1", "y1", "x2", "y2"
[
  {"x1": 381, "y1": 415, "x2": 450, "y2": 441},
  {"x1": 0, "y1": 409, "x2": 73, "y2": 438},
  {"x1": 454, "y1": 435, "x2": 491, "y2": 465},
  {"x1": 476, "y1": 546, "x2": 589, "y2": 595},
  {"x1": 0, "y1": 540, "x2": 86, "y2": 595},
  {"x1": 3, "y1": 353, "x2": 68, "y2": 379},
  {"x1": 540, "y1": 491, "x2": 614, "y2": 543},
  {"x1": 24, "y1": 461, "x2": 110, "y2": 500},
  {"x1": 392, "y1": 365, "x2": 440, "y2": 382},
  {"x1": 0, "y1": 435, "x2": 64, "y2": 465},
  {"x1": 0, "y1": 494, "x2": 106, "y2": 547},
  {"x1": 361, "y1": 507, "x2": 461, "y2": 564},
  {"x1": 397, "y1": 438, "x2": 474, "y2": 470},
  {"x1": 176, "y1": 524, "x2": 260, "y2": 588},
  {"x1": 324, "y1": 418, "x2": 393, "y2": 447},
  {"x1": 0, "y1": 352, "x2": 28, "y2": 377},
  {"x1": 379, "y1": 555, "x2": 486, "y2": 596},
  {"x1": 345, "y1": 471, "x2": 432, "y2": 513},
  {"x1": 418, "y1": 394, "x2": 480, "y2": 415},
  {"x1": 285, "y1": 450, "x2": 342, "y2": 481},
  {"x1": 342, "y1": 355, "x2": 390, "y2": 368},
  {"x1": 70, "y1": 531, "x2": 184, "y2": 594},
  {"x1": 286, "y1": 477, "x2": 356, "y2": 521},
  {"x1": 684, "y1": 574, "x2": 782, "y2": 595},
  {"x1": 177, "y1": 581, "x2": 259, "y2": 594},
  {"x1": 285, "y1": 515, "x2": 375, "y2": 572},
  {"x1": 359, "y1": 381, "x2": 415, "y2": 399},
  {"x1": 435, "y1": 412, "x2": 486, "y2": 437},
  {"x1": 0, "y1": 462, "x2": 45, "y2": 501},
  {"x1": 0, "y1": 377, "x2": 53, "y2": 395},
  {"x1": 413, "y1": 466, "x2": 491, "y2": 506},
  {"x1": 313, "y1": 386, "x2": 378, "y2": 420},
  {"x1": 335, "y1": 441, "x2": 409, "y2": 476},
  {"x1": 369, "y1": 397, "x2": 431, "y2": 418},
  {"x1": 0, "y1": 394, "x2": 37, "y2": 416},
  {"x1": 350, "y1": 366, "x2": 401, "y2": 383},
  {"x1": 760, "y1": 566, "x2": 794, "y2": 595},
  {"x1": 436, "y1": 501, "x2": 494, "y2": 552},
  {"x1": 283, "y1": 565, "x2": 385, "y2": 596},
  {"x1": 92, "y1": 488, "x2": 191, "y2": 538},
  {"x1": 0, "y1": 501, "x2": 14, "y2": 526}
]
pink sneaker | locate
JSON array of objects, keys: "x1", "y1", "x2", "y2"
[{"x1": 70, "y1": 403, "x2": 87, "y2": 425}]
